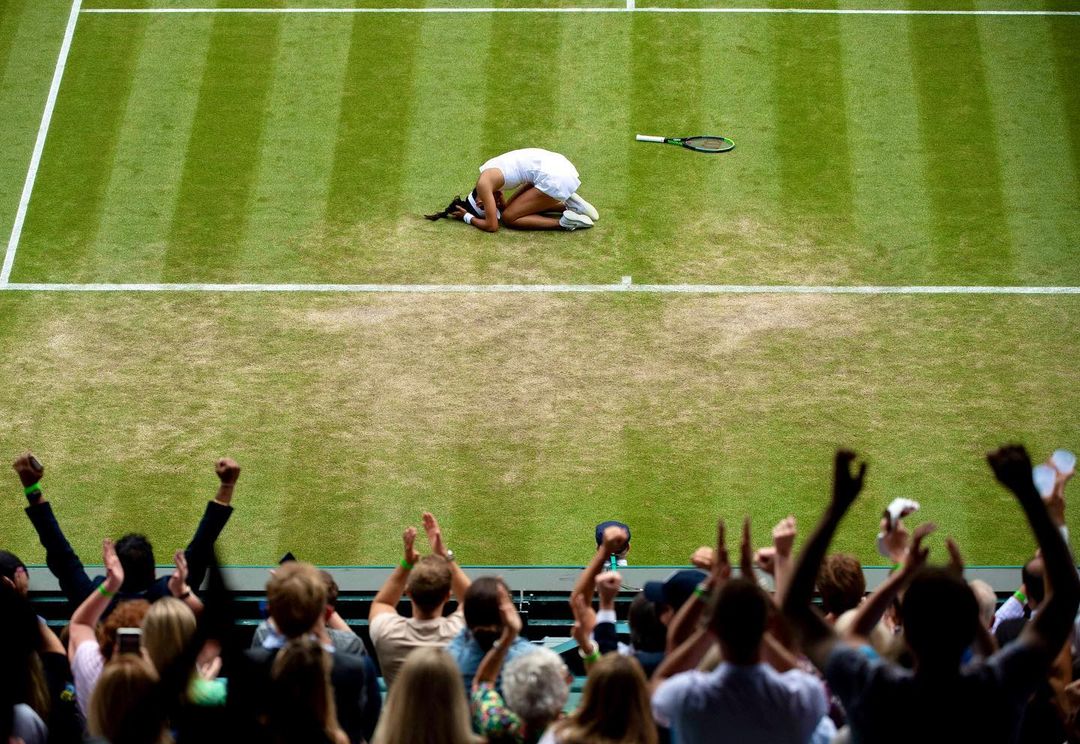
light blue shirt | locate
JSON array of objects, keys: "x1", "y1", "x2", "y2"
[
  {"x1": 652, "y1": 663, "x2": 827, "y2": 744},
  {"x1": 447, "y1": 628, "x2": 537, "y2": 694}
]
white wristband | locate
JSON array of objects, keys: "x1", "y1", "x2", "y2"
[{"x1": 463, "y1": 213, "x2": 474, "y2": 225}]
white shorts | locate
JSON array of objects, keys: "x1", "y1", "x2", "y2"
[{"x1": 530, "y1": 153, "x2": 581, "y2": 201}]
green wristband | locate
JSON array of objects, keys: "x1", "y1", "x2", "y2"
[
  {"x1": 584, "y1": 649, "x2": 601, "y2": 663},
  {"x1": 400, "y1": 558, "x2": 414, "y2": 571},
  {"x1": 97, "y1": 584, "x2": 114, "y2": 598},
  {"x1": 1014, "y1": 590, "x2": 1027, "y2": 604},
  {"x1": 693, "y1": 585, "x2": 709, "y2": 599},
  {"x1": 24, "y1": 482, "x2": 42, "y2": 498}
]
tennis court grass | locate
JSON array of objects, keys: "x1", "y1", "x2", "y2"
[{"x1": 0, "y1": 0, "x2": 1077, "y2": 566}]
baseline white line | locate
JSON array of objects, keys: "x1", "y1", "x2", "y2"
[
  {"x1": 3, "y1": 283, "x2": 1079, "y2": 295},
  {"x1": 79, "y1": 6, "x2": 1080, "y2": 15},
  {"x1": 0, "y1": 0, "x2": 83, "y2": 286}
]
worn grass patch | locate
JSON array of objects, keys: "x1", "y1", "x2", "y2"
[{"x1": 0, "y1": 293, "x2": 1076, "y2": 566}]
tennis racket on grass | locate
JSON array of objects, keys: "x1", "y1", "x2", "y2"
[{"x1": 636, "y1": 134, "x2": 734, "y2": 153}]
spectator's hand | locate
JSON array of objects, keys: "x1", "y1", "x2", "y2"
[
  {"x1": 403, "y1": 527, "x2": 421, "y2": 566},
  {"x1": 602, "y1": 525, "x2": 629, "y2": 557},
  {"x1": 422, "y1": 512, "x2": 449, "y2": 559},
  {"x1": 103, "y1": 539, "x2": 124, "y2": 594},
  {"x1": 215, "y1": 458, "x2": 240, "y2": 486},
  {"x1": 12, "y1": 452, "x2": 43, "y2": 489},
  {"x1": 773, "y1": 515, "x2": 797, "y2": 558},
  {"x1": 946, "y1": 537, "x2": 964, "y2": 578},
  {"x1": 168, "y1": 549, "x2": 190, "y2": 598},
  {"x1": 597, "y1": 571, "x2": 622, "y2": 607},
  {"x1": 740, "y1": 517, "x2": 755, "y2": 579},
  {"x1": 690, "y1": 546, "x2": 714, "y2": 570},
  {"x1": 198, "y1": 655, "x2": 222, "y2": 681},
  {"x1": 498, "y1": 585, "x2": 522, "y2": 639},
  {"x1": 709, "y1": 518, "x2": 731, "y2": 587},
  {"x1": 899, "y1": 522, "x2": 935, "y2": 575},
  {"x1": 570, "y1": 592, "x2": 596, "y2": 651},
  {"x1": 832, "y1": 450, "x2": 867, "y2": 513},
  {"x1": 754, "y1": 547, "x2": 777, "y2": 576},
  {"x1": 880, "y1": 516, "x2": 911, "y2": 564},
  {"x1": 987, "y1": 445, "x2": 1038, "y2": 502}
]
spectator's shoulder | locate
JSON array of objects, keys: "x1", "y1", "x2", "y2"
[{"x1": 369, "y1": 610, "x2": 404, "y2": 638}]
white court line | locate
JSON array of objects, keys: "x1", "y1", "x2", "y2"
[
  {"x1": 0, "y1": 0, "x2": 84, "y2": 286},
  {"x1": 3, "y1": 282, "x2": 1079, "y2": 295},
  {"x1": 80, "y1": 6, "x2": 1080, "y2": 15}
]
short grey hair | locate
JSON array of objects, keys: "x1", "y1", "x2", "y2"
[
  {"x1": 502, "y1": 647, "x2": 569, "y2": 726},
  {"x1": 969, "y1": 580, "x2": 997, "y2": 629}
]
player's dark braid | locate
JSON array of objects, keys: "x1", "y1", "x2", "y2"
[{"x1": 424, "y1": 196, "x2": 470, "y2": 221}]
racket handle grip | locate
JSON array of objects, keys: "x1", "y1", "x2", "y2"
[{"x1": 636, "y1": 134, "x2": 665, "y2": 143}]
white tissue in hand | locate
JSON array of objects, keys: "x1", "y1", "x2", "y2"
[
  {"x1": 883, "y1": 498, "x2": 920, "y2": 531},
  {"x1": 1033, "y1": 464, "x2": 1056, "y2": 498},
  {"x1": 1051, "y1": 449, "x2": 1076, "y2": 476}
]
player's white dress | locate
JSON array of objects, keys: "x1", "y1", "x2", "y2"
[{"x1": 479, "y1": 148, "x2": 581, "y2": 201}]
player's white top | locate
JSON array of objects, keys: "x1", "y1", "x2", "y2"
[{"x1": 479, "y1": 148, "x2": 581, "y2": 201}]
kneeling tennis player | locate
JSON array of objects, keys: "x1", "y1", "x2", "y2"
[{"x1": 429, "y1": 148, "x2": 598, "y2": 231}]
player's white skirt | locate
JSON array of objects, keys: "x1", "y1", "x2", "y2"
[{"x1": 480, "y1": 148, "x2": 581, "y2": 202}]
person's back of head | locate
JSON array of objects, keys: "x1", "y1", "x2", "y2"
[
  {"x1": 968, "y1": 579, "x2": 997, "y2": 630},
  {"x1": 503, "y1": 647, "x2": 570, "y2": 732},
  {"x1": 115, "y1": 534, "x2": 157, "y2": 595},
  {"x1": 1022, "y1": 557, "x2": 1046, "y2": 607},
  {"x1": 371, "y1": 647, "x2": 475, "y2": 744},
  {"x1": 818, "y1": 554, "x2": 865, "y2": 618},
  {"x1": 142, "y1": 597, "x2": 197, "y2": 699},
  {"x1": 407, "y1": 556, "x2": 452, "y2": 617},
  {"x1": 88, "y1": 654, "x2": 169, "y2": 744},
  {"x1": 902, "y1": 567, "x2": 979, "y2": 673},
  {"x1": 269, "y1": 637, "x2": 343, "y2": 744},
  {"x1": 710, "y1": 578, "x2": 768, "y2": 666},
  {"x1": 98, "y1": 599, "x2": 152, "y2": 662},
  {"x1": 267, "y1": 562, "x2": 327, "y2": 639},
  {"x1": 463, "y1": 577, "x2": 507, "y2": 651},
  {"x1": 556, "y1": 653, "x2": 657, "y2": 744},
  {"x1": 0, "y1": 551, "x2": 28, "y2": 596},
  {"x1": 628, "y1": 593, "x2": 666, "y2": 654},
  {"x1": 319, "y1": 570, "x2": 340, "y2": 614}
]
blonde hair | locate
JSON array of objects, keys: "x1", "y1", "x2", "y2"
[
  {"x1": 371, "y1": 647, "x2": 478, "y2": 744},
  {"x1": 552, "y1": 654, "x2": 657, "y2": 744},
  {"x1": 270, "y1": 637, "x2": 347, "y2": 744},
  {"x1": 142, "y1": 598, "x2": 197, "y2": 679},
  {"x1": 88, "y1": 654, "x2": 171, "y2": 744}
]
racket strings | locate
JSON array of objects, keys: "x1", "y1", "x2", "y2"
[{"x1": 687, "y1": 137, "x2": 731, "y2": 151}]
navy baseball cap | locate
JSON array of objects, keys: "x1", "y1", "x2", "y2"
[
  {"x1": 644, "y1": 569, "x2": 707, "y2": 611},
  {"x1": 595, "y1": 520, "x2": 631, "y2": 547}
]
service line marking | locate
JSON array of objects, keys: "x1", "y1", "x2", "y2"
[
  {"x1": 3, "y1": 282, "x2": 1079, "y2": 295},
  {"x1": 1, "y1": 0, "x2": 83, "y2": 286},
  {"x1": 80, "y1": 6, "x2": 1080, "y2": 15}
]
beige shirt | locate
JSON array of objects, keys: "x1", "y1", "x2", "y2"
[{"x1": 370, "y1": 609, "x2": 466, "y2": 686}]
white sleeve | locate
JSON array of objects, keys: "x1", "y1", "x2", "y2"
[{"x1": 992, "y1": 595, "x2": 1025, "y2": 633}]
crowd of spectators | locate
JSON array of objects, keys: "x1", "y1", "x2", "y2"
[{"x1": 1, "y1": 443, "x2": 1078, "y2": 744}]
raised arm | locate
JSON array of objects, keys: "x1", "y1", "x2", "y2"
[
  {"x1": 370, "y1": 528, "x2": 420, "y2": 620},
  {"x1": 168, "y1": 549, "x2": 204, "y2": 616},
  {"x1": 667, "y1": 518, "x2": 729, "y2": 653},
  {"x1": 771, "y1": 516, "x2": 797, "y2": 602},
  {"x1": 423, "y1": 512, "x2": 470, "y2": 604},
  {"x1": 781, "y1": 450, "x2": 866, "y2": 671},
  {"x1": 844, "y1": 523, "x2": 934, "y2": 643},
  {"x1": 69, "y1": 539, "x2": 123, "y2": 660},
  {"x1": 474, "y1": 585, "x2": 522, "y2": 690},
  {"x1": 988, "y1": 445, "x2": 1080, "y2": 660},
  {"x1": 571, "y1": 525, "x2": 628, "y2": 610}
]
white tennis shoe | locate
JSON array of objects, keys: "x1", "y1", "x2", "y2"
[
  {"x1": 559, "y1": 210, "x2": 594, "y2": 231},
  {"x1": 565, "y1": 193, "x2": 599, "y2": 221}
]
